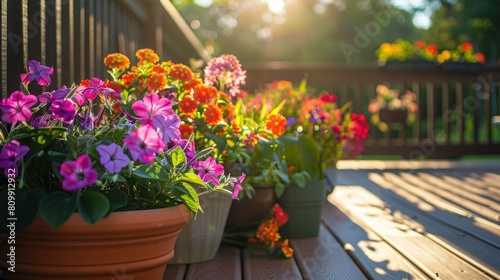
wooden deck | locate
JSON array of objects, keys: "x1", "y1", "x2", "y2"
[{"x1": 164, "y1": 160, "x2": 500, "y2": 280}]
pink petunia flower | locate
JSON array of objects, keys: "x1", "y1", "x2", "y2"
[
  {"x1": 230, "y1": 173, "x2": 245, "y2": 199},
  {"x1": 50, "y1": 99, "x2": 76, "y2": 124},
  {"x1": 195, "y1": 157, "x2": 224, "y2": 185},
  {"x1": 96, "y1": 143, "x2": 130, "y2": 174},
  {"x1": 59, "y1": 154, "x2": 98, "y2": 191},
  {"x1": 0, "y1": 140, "x2": 30, "y2": 177},
  {"x1": 124, "y1": 125, "x2": 164, "y2": 164},
  {"x1": 20, "y1": 60, "x2": 54, "y2": 86},
  {"x1": 131, "y1": 93, "x2": 174, "y2": 125},
  {"x1": 0, "y1": 91, "x2": 38, "y2": 123},
  {"x1": 79, "y1": 78, "x2": 107, "y2": 101},
  {"x1": 151, "y1": 114, "x2": 181, "y2": 145}
]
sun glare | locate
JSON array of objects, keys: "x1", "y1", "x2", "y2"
[{"x1": 265, "y1": 0, "x2": 286, "y2": 14}]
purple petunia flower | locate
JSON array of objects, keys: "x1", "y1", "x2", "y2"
[
  {"x1": 0, "y1": 91, "x2": 38, "y2": 124},
  {"x1": 38, "y1": 86, "x2": 72, "y2": 104},
  {"x1": 152, "y1": 114, "x2": 181, "y2": 145},
  {"x1": 50, "y1": 99, "x2": 76, "y2": 124},
  {"x1": 20, "y1": 60, "x2": 54, "y2": 86},
  {"x1": 96, "y1": 143, "x2": 130, "y2": 174},
  {"x1": 132, "y1": 93, "x2": 175, "y2": 125},
  {"x1": 124, "y1": 125, "x2": 164, "y2": 164},
  {"x1": 0, "y1": 140, "x2": 30, "y2": 177},
  {"x1": 230, "y1": 173, "x2": 246, "y2": 199},
  {"x1": 31, "y1": 115, "x2": 51, "y2": 128},
  {"x1": 204, "y1": 54, "x2": 246, "y2": 98},
  {"x1": 59, "y1": 155, "x2": 97, "y2": 191},
  {"x1": 195, "y1": 157, "x2": 224, "y2": 185}
]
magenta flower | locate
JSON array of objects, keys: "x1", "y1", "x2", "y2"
[
  {"x1": 131, "y1": 93, "x2": 174, "y2": 125},
  {"x1": 0, "y1": 140, "x2": 30, "y2": 177},
  {"x1": 96, "y1": 143, "x2": 130, "y2": 174},
  {"x1": 152, "y1": 114, "x2": 181, "y2": 145},
  {"x1": 60, "y1": 155, "x2": 98, "y2": 191},
  {"x1": 79, "y1": 78, "x2": 107, "y2": 101},
  {"x1": 124, "y1": 125, "x2": 165, "y2": 164},
  {"x1": 0, "y1": 91, "x2": 38, "y2": 123},
  {"x1": 50, "y1": 99, "x2": 76, "y2": 124},
  {"x1": 31, "y1": 115, "x2": 51, "y2": 128},
  {"x1": 20, "y1": 60, "x2": 54, "y2": 86},
  {"x1": 38, "y1": 86, "x2": 71, "y2": 104},
  {"x1": 230, "y1": 173, "x2": 245, "y2": 199},
  {"x1": 195, "y1": 157, "x2": 224, "y2": 185}
]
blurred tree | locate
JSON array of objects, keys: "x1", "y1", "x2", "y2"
[
  {"x1": 175, "y1": 0, "x2": 417, "y2": 64},
  {"x1": 419, "y1": 0, "x2": 500, "y2": 62}
]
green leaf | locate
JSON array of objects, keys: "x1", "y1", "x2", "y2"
[
  {"x1": 176, "y1": 183, "x2": 200, "y2": 217},
  {"x1": 78, "y1": 191, "x2": 110, "y2": 225},
  {"x1": 0, "y1": 188, "x2": 45, "y2": 233},
  {"x1": 39, "y1": 191, "x2": 78, "y2": 229},
  {"x1": 132, "y1": 163, "x2": 169, "y2": 180},
  {"x1": 275, "y1": 182, "x2": 285, "y2": 198},
  {"x1": 201, "y1": 132, "x2": 226, "y2": 153},
  {"x1": 180, "y1": 172, "x2": 206, "y2": 187},
  {"x1": 170, "y1": 146, "x2": 186, "y2": 167},
  {"x1": 269, "y1": 99, "x2": 287, "y2": 115},
  {"x1": 104, "y1": 189, "x2": 128, "y2": 215},
  {"x1": 9, "y1": 127, "x2": 67, "y2": 155}
]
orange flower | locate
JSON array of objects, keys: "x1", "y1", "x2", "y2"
[
  {"x1": 121, "y1": 73, "x2": 136, "y2": 88},
  {"x1": 281, "y1": 240, "x2": 294, "y2": 258},
  {"x1": 104, "y1": 80, "x2": 122, "y2": 93},
  {"x1": 170, "y1": 63, "x2": 194, "y2": 82},
  {"x1": 203, "y1": 104, "x2": 223, "y2": 125},
  {"x1": 179, "y1": 95, "x2": 198, "y2": 115},
  {"x1": 230, "y1": 121, "x2": 241, "y2": 133},
  {"x1": 180, "y1": 123, "x2": 194, "y2": 139},
  {"x1": 183, "y1": 78, "x2": 202, "y2": 92},
  {"x1": 193, "y1": 84, "x2": 218, "y2": 104},
  {"x1": 136, "y1": 48, "x2": 160, "y2": 64},
  {"x1": 147, "y1": 73, "x2": 167, "y2": 91},
  {"x1": 266, "y1": 114, "x2": 287, "y2": 136},
  {"x1": 150, "y1": 64, "x2": 166, "y2": 75},
  {"x1": 103, "y1": 53, "x2": 130, "y2": 70}
]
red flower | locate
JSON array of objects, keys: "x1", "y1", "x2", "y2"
[
  {"x1": 414, "y1": 40, "x2": 426, "y2": 50},
  {"x1": 180, "y1": 123, "x2": 194, "y2": 139},
  {"x1": 461, "y1": 42, "x2": 473, "y2": 52},
  {"x1": 179, "y1": 95, "x2": 198, "y2": 115},
  {"x1": 272, "y1": 204, "x2": 289, "y2": 226},
  {"x1": 476, "y1": 52, "x2": 486, "y2": 63},
  {"x1": 426, "y1": 44, "x2": 438, "y2": 56},
  {"x1": 320, "y1": 93, "x2": 337, "y2": 103},
  {"x1": 203, "y1": 104, "x2": 223, "y2": 125},
  {"x1": 170, "y1": 63, "x2": 193, "y2": 82},
  {"x1": 193, "y1": 84, "x2": 218, "y2": 104}
]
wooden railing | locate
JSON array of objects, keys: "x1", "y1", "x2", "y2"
[
  {"x1": 244, "y1": 62, "x2": 500, "y2": 158},
  {"x1": 1, "y1": 0, "x2": 210, "y2": 98}
]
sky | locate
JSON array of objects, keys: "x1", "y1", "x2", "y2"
[{"x1": 390, "y1": 0, "x2": 433, "y2": 29}]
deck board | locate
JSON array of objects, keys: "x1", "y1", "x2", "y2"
[
  {"x1": 332, "y1": 186, "x2": 495, "y2": 280},
  {"x1": 162, "y1": 161, "x2": 499, "y2": 280},
  {"x1": 291, "y1": 225, "x2": 367, "y2": 280}
]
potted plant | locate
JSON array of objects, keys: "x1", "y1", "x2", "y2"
[
  {"x1": 376, "y1": 39, "x2": 437, "y2": 70},
  {"x1": 243, "y1": 80, "x2": 369, "y2": 237},
  {"x1": 368, "y1": 84, "x2": 419, "y2": 133},
  {"x1": 437, "y1": 41, "x2": 485, "y2": 72},
  {"x1": 0, "y1": 50, "x2": 242, "y2": 279}
]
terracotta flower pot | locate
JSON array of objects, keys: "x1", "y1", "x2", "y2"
[
  {"x1": 0, "y1": 204, "x2": 191, "y2": 280},
  {"x1": 170, "y1": 191, "x2": 232, "y2": 264}
]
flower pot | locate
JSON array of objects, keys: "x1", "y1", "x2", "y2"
[
  {"x1": 381, "y1": 60, "x2": 436, "y2": 71},
  {"x1": 170, "y1": 191, "x2": 232, "y2": 264},
  {"x1": 0, "y1": 205, "x2": 191, "y2": 280},
  {"x1": 277, "y1": 179, "x2": 326, "y2": 238},
  {"x1": 438, "y1": 62, "x2": 483, "y2": 73},
  {"x1": 379, "y1": 109, "x2": 408, "y2": 124},
  {"x1": 225, "y1": 185, "x2": 276, "y2": 228}
]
